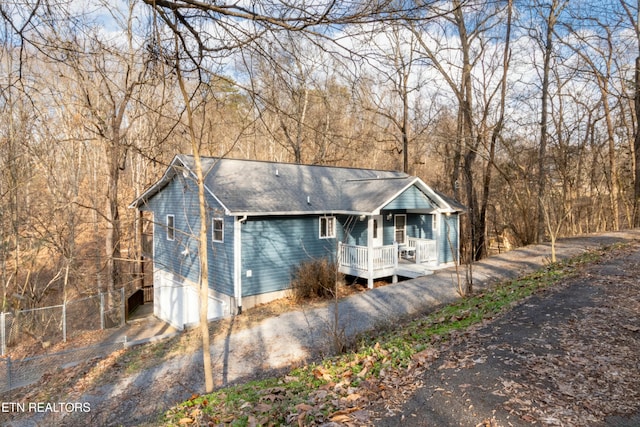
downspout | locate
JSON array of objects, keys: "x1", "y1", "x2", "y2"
[{"x1": 234, "y1": 215, "x2": 247, "y2": 314}]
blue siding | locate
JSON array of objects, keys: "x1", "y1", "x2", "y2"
[
  {"x1": 240, "y1": 216, "x2": 340, "y2": 297},
  {"x1": 208, "y1": 211, "x2": 234, "y2": 296},
  {"x1": 440, "y1": 214, "x2": 459, "y2": 263},
  {"x1": 145, "y1": 176, "x2": 200, "y2": 285},
  {"x1": 407, "y1": 214, "x2": 434, "y2": 239},
  {"x1": 383, "y1": 186, "x2": 434, "y2": 210},
  {"x1": 345, "y1": 217, "x2": 368, "y2": 245},
  {"x1": 341, "y1": 213, "x2": 436, "y2": 245},
  {"x1": 144, "y1": 174, "x2": 234, "y2": 296},
  {"x1": 337, "y1": 215, "x2": 361, "y2": 244},
  {"x1": 382, "y1": 215, "x2": 395, "y2": 245}
]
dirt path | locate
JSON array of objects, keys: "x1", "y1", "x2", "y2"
[{"x1": 370, "y1": 243, "x2": 640, "y2": 426}]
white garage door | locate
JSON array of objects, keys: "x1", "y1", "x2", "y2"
[{"x1": 154, "y1": 270, "x2": 228, "y2": 330}]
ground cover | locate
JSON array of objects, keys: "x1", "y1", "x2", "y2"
[{"x1": 162, "y1": 245, "x2": 631, "y2": 426}]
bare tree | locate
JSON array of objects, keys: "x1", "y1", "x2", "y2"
[
  {"x1": 617, "y1": 0, "x2": 640, "y2": 226},
  {"x1": 0, "y1": 48, "x2": 37, "y2": 309},
  {"x1": 51, "y1": 4, "x2": 157, "y2": 297},
  {"x1": 410, "y1": 0, "x2": 510, "y2": 262},
  {"x1": 532, "y1": 0, "x2": 569, "y2": 241},
  {"x1": 175, "y1": 67, "x2": 215, "y2": 393},
  {"x1": 250, "y1": 35, "x2": 322, "y2": 164},
  {"x1": 559, "y1": 15, "x2": 625, "y2": 230},
  {"x1": 353, "y1": 23, "x2": 428, "y2": 174}
]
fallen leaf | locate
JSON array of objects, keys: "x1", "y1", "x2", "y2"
[
  {"x1": 254, "y1": 403, "x2": 272, "y2": 413},
  {"x1": 330, "y1": 414, "x2": 352, "y2": 423},
  {"x1": 331, "y1": 406, "x2": 362, "y2": 417},
  {"x1": 412, "y1": 348, "x2": 439, "y2": 366},
  {"x1": 438, "y1": 360, "x2": 458, "y2": 370},
  {"x1": 313, "y1": 366, "x2": 332, "y2": 381},
  {"x1": 295, "y1": 403, "x2": 314, "y2": 412},
  {"x1": 345, "y1": 393, "x2": 361, "y2": 402}
]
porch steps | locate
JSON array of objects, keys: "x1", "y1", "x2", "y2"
[{"x1": 394, "y1": 265, "x2": 435, "y2": 279}]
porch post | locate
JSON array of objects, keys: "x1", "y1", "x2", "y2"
[
  {"x1": 392, "y1": 242, "x2": 398, "y2": 284},
  {"x1": 135, "y1": 209, "x2": 144, "y2": 290},
  {"x1": 434, "y1": 212, "x2": 442, "y2": 266},
  {"x1": 367, "y1": 215, "x2": 374, "y2": 289}
]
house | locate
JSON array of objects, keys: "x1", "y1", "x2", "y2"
[{"x1": 129, "y1": 155, "x2": 465, "y2": 329}]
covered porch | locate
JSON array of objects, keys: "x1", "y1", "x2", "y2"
[{"x1": 338, "y1": 237, "x2": 438, "y2": 288}]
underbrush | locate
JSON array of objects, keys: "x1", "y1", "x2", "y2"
[
  {"x1": 290, "y1": 258, "x2": 343, "y2": 302},
  {"x1": 163, "y1": 246, "x2": 612, "y2": 426}
]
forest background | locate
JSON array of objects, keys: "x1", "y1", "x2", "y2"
[{"x1": 1, "y1": 0, "x2": 639, "y2": 313}]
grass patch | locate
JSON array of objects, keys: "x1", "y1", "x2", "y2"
[{"x1": 162, "y1": 246, "x2": 613, "y2": 426}]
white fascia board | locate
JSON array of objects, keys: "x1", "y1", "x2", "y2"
[
  {"x1": 178, "y1": 156, "x2": 233, "y2": 216},
  {"x1": 225, "y1": 210, "x2": 370, "y2": 217},
  {"x1": 372, "y1": 177, "x2": 455, "y2": 214},
  {"x1": 129, "y1": 155, "x2": 232, "y2": 216},
  {"x1": 203, "y1": 185, "x2": 232, "y2": 216},
  {"x1": 372, "y1": 177, "x2": 421, "y2": 212},
  {"x1": 412, "y1": 178, "x2": 455, "y2": 212},
  {"x1": 406, "y1": 208, "x2": 438, "y2": 214},
  {"x1": 128, "y1": 155, "x2": 184, "y2": 209}
]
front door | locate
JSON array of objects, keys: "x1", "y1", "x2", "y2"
[{"x1": 372, "y1": 215, "x2": 383, "y2": 246}]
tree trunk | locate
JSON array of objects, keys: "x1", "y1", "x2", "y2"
[
  {"x1": 105, "y1": 142, "x2": 121, "y2": 298},
  {"x1": 537, "y1": 11, "x2": 554, "y2": 242},
  {"x1": 634, "y1": 56, "x2": 640, "y2": 226},
  {"x1": 480, "y1": 0, "x2": 512, "y2": 260},
  {"x1": 176, "y1": 64, "x2": 215, "y2": 394},
  {"x1": 454, "y1": 0, "x2": 481, "y2": 263}
]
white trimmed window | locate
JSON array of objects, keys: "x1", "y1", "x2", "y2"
[
  {"x1": 212, "y1": 218, "x2": 224, "y2": 242},
  {"x1": 319, "y1": 216, "x2": 336, "y2": 239},
  {"x1": 394, "y1": 214, "x2": 406, "y2": 244},
  {"x1": 166, "y1": 215, "x2": 175, "y2": 241}
]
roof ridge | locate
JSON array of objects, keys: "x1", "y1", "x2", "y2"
[{"x1": 178, "y1": 154, "x2": 406, "y2": 175}]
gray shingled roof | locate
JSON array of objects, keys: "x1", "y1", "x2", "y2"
[{"x1": 131, "y1": 155, "x2": 465, "y2": 215}]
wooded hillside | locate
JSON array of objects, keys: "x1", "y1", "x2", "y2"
[{"x1": 0, "y1": 0, "x2": 637, "y2": 311}]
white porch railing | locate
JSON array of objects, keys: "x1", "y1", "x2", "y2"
[
  {"x1": 338, "y1": 239, "x2": 438, "y2": 287},
  {"x1": 338, "y1": 243, "x2": 398, "y2": 273},
  {"x1": 339, "y1": 243, "x2": 368, "y2": 272},
  {"x1": 372, "y1": 245, "x2": 398, "y2": 270},
  {"x1": 406, "y1": 237, "x2": 437, "y2": 263}
]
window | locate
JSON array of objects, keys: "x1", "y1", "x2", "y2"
[
  {"x1": 166, "y1": 215, "x2": 175, "y2": 241},
  {"x1": 212, "y1": 218, "x2": 224, "y2": 242},
  {"x1": 373, "y1": 219, "x2": 378, "y2": 240},
  {"x1": 319, "y1": 216, "x2": 336, "y2": 239},
  {"x1": 394, "y1": 214, "x2": 406, "y2": 244}
]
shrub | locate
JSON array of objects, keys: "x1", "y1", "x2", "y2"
[{"x1": 290, "y1": 258, "x2": 342, "y2": 302}]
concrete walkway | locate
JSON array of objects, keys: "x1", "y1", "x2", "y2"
[{"x1": 12, "y1": 229, "x2": 640, "y2": 427}]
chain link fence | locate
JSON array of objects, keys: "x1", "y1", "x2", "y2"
[
  {"x1": 1, "y1": 289, "x2": 125, "y2": 356},
  {"x1": 0, "y1": 289, "x2": 129, "y2": 394}
]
